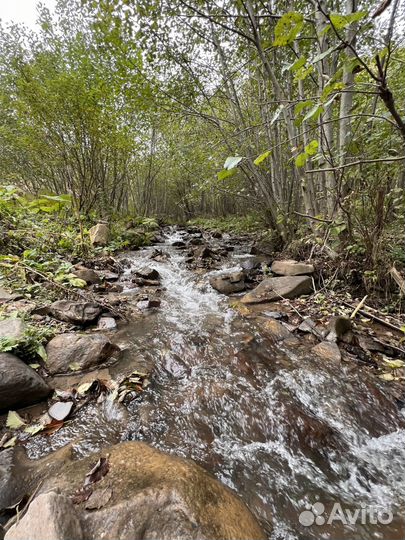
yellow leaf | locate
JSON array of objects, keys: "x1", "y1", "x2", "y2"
[{"x1": 6, "y1": 411, "x2": 26, "y2": 429}]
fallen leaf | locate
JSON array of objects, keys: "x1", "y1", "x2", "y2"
[
  {"x1": 383, "y1": 359, "x2": 405, "y2": 369},
  {"x1": 24, "y1": 424, "x2": 44, "y2": 435},
  {"x1": 48, "y1": 401, "x2": 73, "y2": 421},
  {"x1": 71, "y1": 486, "x2": 93, "y2": 505},
  {"x1": 6, "y1": 411, "x2": 26, "y2": 429},
  {"x1": 84, "y1": 456, "x2": 110, "y2": 486},
  {"x1": 29, "y1": 363, "x2": 40, "y2": 369},
  {"x1": 77, "y1": 382, "x2": 93, "y2": 395},
  {"x1": 379, "y1": 372, "x2": 395, "y2": 381},
  {"x1": 42, "y1": 419, "x2": 64, "y2": 435},
  {"x1": 69, "y1": 362, "x2": 81, "y2": 371},
  {"x1": 2, "y1": 436, "x2": 17, "y2": 448},
  {"x1": 84, "y1": 487, "x2": 112, "y2": 510}
]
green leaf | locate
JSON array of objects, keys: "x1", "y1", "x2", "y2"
[
  {"x1": 295, "y1": 153, "x2": 308, "y2": 167},
  {"x1": 36, "y1": 345, "x2": 47, "y2": 362},
  {"x1": 69, "y1": 277, "x2": 87, "y2": 288},
  {"x1": 254, "y1": 150, "x2": 271, "y2": 166},
  {"x1": 295, "y1": 100, "x2": 314, "y2": 115},
  {"x1": 294, "y1": 65, "x2": 313, "y2": 82},
  {"x1": 312, "y1": 46, "x2": 337, "y2": 63},
  {"x1": 223, "y1": 156, "x2": 243, "y2": 170},
  {"x1": 305, "y1": 140, "x2": 319, "y2": 156},
  {"x1": 329, "y1": 11, "x2": 367, "y2": 31},
  {"x1": 217, "y1": 168, "x2": 237, "y2": 181},
  {"x1": 303, "y1": 104, "x2": 324, "y2": 123},
  {"x1": 6, "y1": 411, "x2": 26, "y2": 429},
  {"x1": 289, "y1": 56, "x2": 307, "y2": 72},
  {"x1": 273, "y1": 12, "x2": 304, "y2": 46}
]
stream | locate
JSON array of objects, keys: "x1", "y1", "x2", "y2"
[{"x1": 25, "y1": 229, "x2": 405, "y2": 539}]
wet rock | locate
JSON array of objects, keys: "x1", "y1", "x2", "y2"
[
  {"x1": 312, "y1": 341, "x2": 342, "y2": 363},
  {"x1": 241, "y1": 276, "x2": 312, "y2": 304},
  {"x1": 209, "y1": 272, "x2": 246, "y2": 295},
  {"x1": 135, "y1": 267, "x2": 160, "y2": 281},
  {"x1": 0, "y1": 352, "x2": 51, "y2": 410},
  {"x1": 261, "y1": 319, "x2": 298, "y2": 345},
  {"x1": 73, "y1": 265, "x2": 101, "y2": 285},
  {"x1": 0, "y1": 318, "x2": 26, "y2": 340},
  {"x1": 298, "y1": 317, "x2": 317, "y2": 333},
  {"x1": 89, "y1": 223, "x2": 109, "y2": 246},
  {"x1": 97, "y1": 316, "x2": 117, "y2": 330},
  {"x1": 211, "y1": 230, "x2": 222, "y2": 239},
  {"x1": 189, "y1": 237, "x2": 204, "y2": 245},
  {"x1": 0, "y1": 445, "x2": 73, "y2": 511},
  {"x1": 171, "y1": 240, "x2": 186, "y2": 248},
  {"x1": 132, "y1": 277, "x2": 160, "y2": 287},
  {"x1": 149, "y1": 249, "x2": 169, "y2": 262},
  {"x1": 46, "y1": 333, "x2": 120, "y2": 374},
  {"x1": 49, "y1": 301, "x2": 102, "y2": 325},
  {"x1": 137, "y1": 299, "x2": 161, "y2": 310},
  {"x1": 271, "y1": 259, "x2": 314, "y2": 276},
  {"x1": 99, "y1": 270, "x2": 120, "y2": 281},
  {"x1": 35, "y1": 441, "x2": 266, "y2": 540},
  {"x1": 5, "y1": 492, "x2": 83, "y2": 540},
  {"x1": 195, "y1": 245, "x2": 214, "y2": 259}
]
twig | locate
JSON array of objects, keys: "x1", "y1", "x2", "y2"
[
  {"x1": 350, "y1": 295, "x2": 368, "y2": 319},
  {"x1": 306, "y1": 155, "x2": 405, "y2": 173},
  {"x1": 293, "y1": 211, "x2": 333, "y2": 224},
  {"x1": 390, "y1": 266, "x2": 405, "y2": 296},
  {"x1": 341, "y1": 301, "x2": 404, "y2": 332}
]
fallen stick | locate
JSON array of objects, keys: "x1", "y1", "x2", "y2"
[
  {"x1": 341, "y1": 300, "x2": 404, "y2": 333},
  {"x1": 350, "y1": 295, "x2": 368, "y2": 319}
]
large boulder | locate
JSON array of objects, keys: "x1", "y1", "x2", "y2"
[
  {"x1": 15, "y1": 441, "x2": 266, "y2": 540},
  {"x1": 89, "y1": 223, "x2": 109, "y2": 246},
  {"x1": 271, "y1": 259, "x2": 314, "y2": 276},
  {"x1": 6, "y1": 492, "x2": 83, "y2": 540},
  {"x1": 46, "y1": 333, "x2": 119, "y2": 374},
  {"x1": 0, "y1": 352, "x2": 51, "y2": 410},
  {"x1": 0, "y1": 319, "x2": 26, "y2": 341},
  {"x1": 312, "y1": 341, "x2": 342, "y2": 363},
  {"x1": 209, "y1": 272, "x2": 246, "y2": 295},
  {"x1": 241, "y1": 275, "x2": 312, "y2": 304},
  {"x1": 49, "y1": 301, "x2": 101, "y2": 325}
]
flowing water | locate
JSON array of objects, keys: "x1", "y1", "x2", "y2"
[{"x1": 25, "y1": 229, "x2": 405, "y2": 539}]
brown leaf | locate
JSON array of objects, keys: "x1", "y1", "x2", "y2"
[
  {"x1": 84, "y1": 456, "x2": 110, "y2": 486},
  {"x1": 42, "y1": 419, "x2": 64, "y2": 435},
  {"x1": 84, "y1": 488, "x2": 113, "y2": 510},
  {"x1": 71, "y1": 486, "x2": 93, "y2": 505}
]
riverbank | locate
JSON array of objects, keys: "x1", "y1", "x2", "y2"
[{"x1": 1, "y1": 225, "x2": 405, "y2": 539}]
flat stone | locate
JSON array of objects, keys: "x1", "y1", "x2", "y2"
[
  {"x1": 241, "y1": 276, "x2": 312, "y2": 304},
  {"x1": 97, "y1": 317, "x2": 117, "y2": 330},
  {"x1": 262, "y1": 319, "x2": 294, "y2": 342},
  {"x1": 46, "y1": 333, "x2": 120, "y2": 374},
  {"x1": 49, "y1": 300, "x2": 101, "y2": 325},
  {"x1": 0, "y1": 318, "x2": 26, "y2": 341},
  {"x1": 72, "y1": 266, "x2": 101, "y2": 285},
  {"x1": 5, "y1": 492, "x2": 83, "y2": 540},
  {"x1": 271, "y1": 260, "x2": 314, "y2": 276},
  {"x1": 209, "y1": 272, "x2": 246, "y2": 295},
  {"x1": 0, "y1": 353, "x2": 51, "y2": 410}
]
